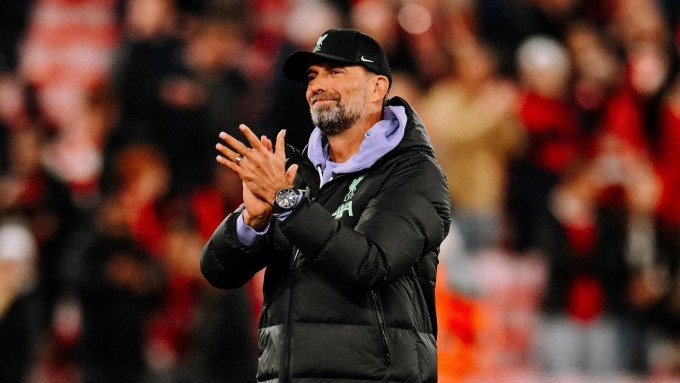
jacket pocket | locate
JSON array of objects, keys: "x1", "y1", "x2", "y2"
[{"x1": 370, "y1": 291, "x2": 391, "y2": 364}]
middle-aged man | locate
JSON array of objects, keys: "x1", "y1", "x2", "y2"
[{"x1": 201, "y1": 28, "x2": 451, "y2": 382}]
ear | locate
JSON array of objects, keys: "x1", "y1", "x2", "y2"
[{"x1": 371, "y1": 75, "x2": 390, "y2": 103}]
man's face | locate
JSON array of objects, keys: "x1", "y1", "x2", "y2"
[{"x1": 306, "y1": 63, "x2": 373, "y2": 136}]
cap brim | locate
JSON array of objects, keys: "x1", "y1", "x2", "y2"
[{"x1": 282, "y1": 51, "x2": 360, "y2": 83}]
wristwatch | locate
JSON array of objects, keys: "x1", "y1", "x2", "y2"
[{"x1": 272, "y1": 188, "x2": 299, "y2": 213}]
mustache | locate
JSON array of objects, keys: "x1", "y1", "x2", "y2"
[{"x1": 311, "y1": 92, "x2": 340, "y2": 103}]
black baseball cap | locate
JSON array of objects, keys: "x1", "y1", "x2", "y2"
[{"x1": 283, "y1": 29, "x2": 392, "y2": 86}]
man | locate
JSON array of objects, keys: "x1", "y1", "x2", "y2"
[{"x1": 201, "y1": 28, "x2": 451, "y2": 382}]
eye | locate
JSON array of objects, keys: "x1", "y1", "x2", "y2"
[
  {"x1": 307, "y1": 72, "x2": 317, "y2": 82},
  {"x1": 330, "y1": 68, "x2": 343, "y2": 76}
]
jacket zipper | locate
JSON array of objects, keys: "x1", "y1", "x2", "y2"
[
  {"x1": 283, "y1": 247, "x2": 301, "y2": 382},
  {"x1": 371, "y1": 291, "x2": 391, "y2": 364}
]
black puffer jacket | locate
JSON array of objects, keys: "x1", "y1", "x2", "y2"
[{"x1": 200, "y1": 97, "x2": 451, "y2": 382}]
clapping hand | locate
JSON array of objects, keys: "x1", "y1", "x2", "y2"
[{"x1": 215, "y1": 124, "x2": 298, "y2": 230}]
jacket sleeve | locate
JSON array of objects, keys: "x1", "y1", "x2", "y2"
[
  {"x1": 200, "y1": 206, "x2": 275, "y2": 289},
  {"x1": 280, "y1": 154, "x2": 451, "y2": 291}
]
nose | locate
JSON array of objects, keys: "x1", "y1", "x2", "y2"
[
  {"x1": 307, "y1": 70, "x2": 330, "y2": 93},
  {"x1": 308, "y1": 76, "x2": 327, "y2": 93},
  {"x1": 306, "y1": 77, "x2": 329, "y2": 102}
]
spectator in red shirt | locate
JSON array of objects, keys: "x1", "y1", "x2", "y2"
[{"x1": 507, "y1": 35, "x2": 584, "y2": 252}]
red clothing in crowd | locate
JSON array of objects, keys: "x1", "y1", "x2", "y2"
[
  {"x1": 564, "y1": 222, "x2": 604, "y2": 323},
  {"x1": 518, "y1": 92, "x2": 584, "y2": 173},
  {"x1": 657, "y1": 106, "x2": 680, "y2": 228},
  {"x1": 601, "y1": 85, "x2": 653, "y2": 154}
]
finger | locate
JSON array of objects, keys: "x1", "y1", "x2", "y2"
[
  {"x1": 261, "y1": 135, "x2": 273, "y2": 152},
  {"x1": 275, "y1": 129, "x2": 287, "y2": 159},
  {"x1": 218, "y1": 131, "x2": 252, "y2": 157},
  {"x1": 238, "y1": 124, "x2": 264, "y2": 150},
  {"x1": 216, "y1": 153, "x2": 242, "y2": 175},
  {"x1": 215, "y1": 142, "x2": 241, "y2": 162}
]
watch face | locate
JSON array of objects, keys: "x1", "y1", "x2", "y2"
[{"x1": 275, "y1": 188, "x2": 298, "y2": 210}]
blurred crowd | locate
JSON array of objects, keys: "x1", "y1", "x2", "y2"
[{"x1": 0, "y1": 0, "x2": 680, "y2": 382}]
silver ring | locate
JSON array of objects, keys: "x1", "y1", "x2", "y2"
[{"x1": 235, "y1": 155, "x2": 243, "y2": 165}]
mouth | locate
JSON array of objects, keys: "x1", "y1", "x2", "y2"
[
  {"x1": 313, "y1": 100, "x2": 336, "y2": 107},
  {"x1": 312, "y1": 94, "x2": 339, "y2": 105}
]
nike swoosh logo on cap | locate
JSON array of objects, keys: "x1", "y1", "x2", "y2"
[{"x1": 360, "y1": 56, "x2": 374, "y2": 63}]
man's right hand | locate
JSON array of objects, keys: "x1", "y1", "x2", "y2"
[
  {"x1": 241, "y1": 182, "x2": 272, "y2": 231},
  {"x1": 225, "y1": 132, "x2": 275, "y2": 231},
  {"x1": 241, "y1": 134, "x2": 275, "y2": 231}
]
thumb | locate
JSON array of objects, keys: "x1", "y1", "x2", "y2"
[{"x1": 286, "y1": 164, "x2": 298, "y2": 185}]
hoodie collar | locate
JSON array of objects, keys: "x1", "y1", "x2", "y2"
[{"x1": 307, "y1": 105, "x2": 406, "y2": 183}]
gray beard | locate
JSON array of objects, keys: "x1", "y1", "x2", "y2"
[{"x1": 310, "y1": 103, "x2": 361, "y2": 136}]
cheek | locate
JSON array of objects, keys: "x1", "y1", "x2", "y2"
[{"x1": 305, "y1": 90, "x2": 314, "y2": 106}]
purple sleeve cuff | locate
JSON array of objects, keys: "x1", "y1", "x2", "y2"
[{"x1": 236, "y1": 213, "x2": 270, "y2": 247}]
